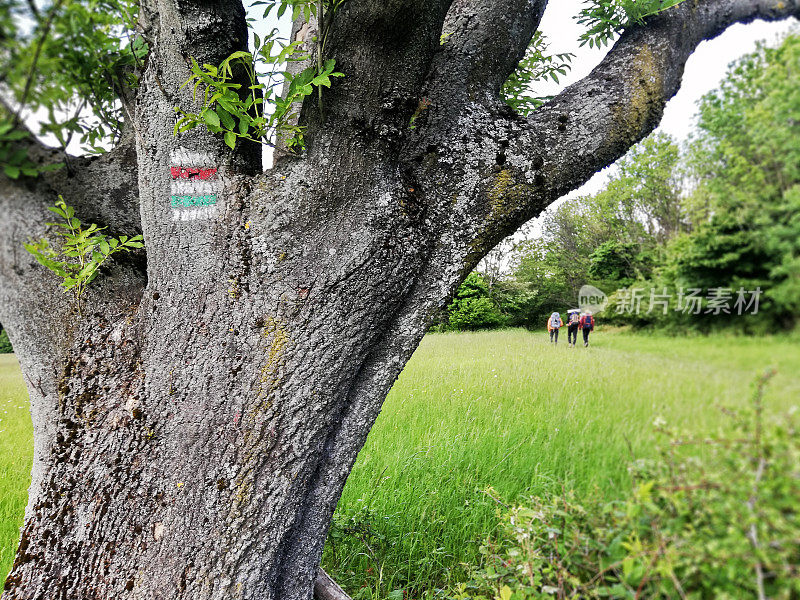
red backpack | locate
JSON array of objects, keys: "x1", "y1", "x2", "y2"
[{"x1": 583, "y1": 315, "x2": 594, "y2": 329}]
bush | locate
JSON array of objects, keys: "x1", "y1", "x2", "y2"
[
  {"x1": 0, "y1": 328, "x2": 12, "y2": 354},
  {"x1": 436, "y1": 273, "x2": 507, "y2": 332},
  {"x1": 443, "y1": 372, "x2": 799, "y2": 600},
  {"x1": 448, "y1": 297, "x2": 506, "y2": 331}
]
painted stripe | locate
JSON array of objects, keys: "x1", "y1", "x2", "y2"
[
  {"x1": 169, "y1": 149, "x2": 220, "y2": 221},
  {"x1": 171, "y1": 195, "x2": 218, "y2": 208},
  {"x1": 170, "y1": 148, "x2": 215, "y2": 165},
  {"x1": 171, "y1": 206, "x2": 220, "y2": 222},
  {"x1": 171, "y1": 179, "x2": 218, "y2": 195},
  {"x1": 171, "y1": 166, "x2": 218, "y2": 181}
]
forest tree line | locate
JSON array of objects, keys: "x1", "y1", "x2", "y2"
[{"x1": 434, "y1": 32, "x2": 800, "y2": 334}]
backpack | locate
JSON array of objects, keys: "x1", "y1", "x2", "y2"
[
  {"x1": 583, "y1": 315, "x2": 593, "y2": 329},
  {"x1": 569, "y1": 312, "x2": 580, "y2": 325},
  {"x1": 550, "y1": 315, "x2": 561, "y2": 328}
]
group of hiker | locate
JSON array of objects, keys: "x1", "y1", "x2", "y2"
[{"x1": 547, "y1": 309, "x2": 595, "y2": 347}]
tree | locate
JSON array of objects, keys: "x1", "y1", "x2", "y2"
[
  {"x1": 507, "y1": 132, "x2": 683, "y2": 321},
  {"x1": 440, "y1": 272, "x2": 506, "y2": 330},
  {"x1": 588, "y1": 240, "x2": 644, "y2": 288},
  {"x1": 608, "y1": 132, "x2": 683, "y2": 243},
  {"x1": 641, "y1": 32, "x2": 800, "y2": 332},
  {"x1": 1, "y1": 1, "x2": 799, "y2": 599},
  {"x1": 675, "y1": 32, "x2": 800, "y2": 329},
  {"x1": 509, "y1": 237, "x2": 578, "y2": 325}
]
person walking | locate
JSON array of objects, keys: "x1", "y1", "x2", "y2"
[
  {"x1": 547, "y1": 312, "x2": 562, "y2": 344},
  {"x1": 566, "y1": 309, "x2": 581, "y2": 347},
  {"x1": 579, "y1": 311, "x2": 595, "y2": 347}
]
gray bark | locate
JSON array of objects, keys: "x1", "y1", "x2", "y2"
[
  {"x1": 313, "y1": 568, "x2": 351, "y2": 600},
  {"x1": 1, "y1": 1, "x2": 798, "y2": 599}
]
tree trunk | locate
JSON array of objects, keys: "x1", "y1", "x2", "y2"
[
  {"x1": 3, "y1": 137, "x2": 440, "y2": 600},
  {"x1": 1, "y1": 0, "x2": 798, "y2": 599}
]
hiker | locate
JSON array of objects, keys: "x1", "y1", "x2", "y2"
[
  {"x1": 566, "y1": 309, "x2": 581, "y2": 347},
  {"x1": 547, "y1": 312, "x2": 562, "y2": 344},
  {"x1": 579, "y1": 311, "x2": 595, "y2": 347}
]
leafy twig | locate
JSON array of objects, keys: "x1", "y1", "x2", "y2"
[{"x1": 24, "y1": 197, "x2": 144, "y2": 315}]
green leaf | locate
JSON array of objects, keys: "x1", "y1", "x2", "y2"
[
  {"x1": 227, "y1": 50, "x2": 252, "y2": 62},
  {"x1": 202, "y1": 109, "x2": 221, "y2": 128},
  {"x1": 217, "y1": 106, "x2": 236, "y2": 130},
  {"x1": 75, "y1": 261, "x2": 98, "y2": 282},
  {"x1": 3, "y1": 130, "x2": 28, "y2": 142},
  {"x1": 48, "y1": 205, "x2": 67, "y2": 218},
  {"x1": 224, "y1": 131, "x2": 237, "y2": 149}
]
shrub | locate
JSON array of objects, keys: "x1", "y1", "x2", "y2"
[
  {"x1": 448, "y1": 297, "x2": 506, "y2": 331},
  {"x1": 436, "y1": 273, "x2": 507, "y2": 332},
  {"x1": 0, "y1": 328, "x2": 12, "y2": 353},
  {"x1": 443, "y1": 371, "x2": 799, "y2": 600}
]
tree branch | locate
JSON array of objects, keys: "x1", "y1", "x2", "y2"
[
  {"x1": 0, "y1": 104, "x2": 144, "y2": 348},
  {"x1": 0, "y1": 93, "x2": 142, "y2": 237},
  {"x1": 402, "y1": 0, "x2": 548, "y2": 182},
  {"x1": 25, "y1": 0, "x2": 41, "y2": 21},
  {"x1": 137, "y1": 0, "x2": 262, "y2": 176},
  {"x1": 42, "y1": 135, "x2": 143, "y2": 238},
  {"x1": 11, "y1": 0, "x2": 65, "y2": 129},
  {"x1": 301, "y1": 0, "x2": 454, "y2": 151},
  {"x1": 427, "y1": 0, "x2": 549, "y2": 106},
  {"x1": 481, "y1": 0, "x2": 800, "y2": 246}
]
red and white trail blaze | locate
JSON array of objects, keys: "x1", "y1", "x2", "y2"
[{"x1": 170, "y1": 148, "x2": 221, "y2": 220}]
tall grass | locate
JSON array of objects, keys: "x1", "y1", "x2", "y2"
[
  {"x1": 0, "y1": 330, "x2": 798, "y2": 597},
  {"x1": 323, "y1": 330, "x2": 800, "y2": 598},
  {"x1": 0, "y1": 355, "x2": 32, "y2": 585}
]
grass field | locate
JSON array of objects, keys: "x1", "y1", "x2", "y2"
[
  {"x1": 1, "y1": 329, "x2": 799, "y2": 597},
  {"x1": 0, "y1": 354, "x2": 33, "y2": 591}
]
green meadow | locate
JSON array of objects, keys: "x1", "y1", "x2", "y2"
[
  {"x1": 0, "y1": 354, "x2": 33, "y2": 590},
  {"x1": 1, "y1": 330, "x2": 799, "y2": 597}
]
